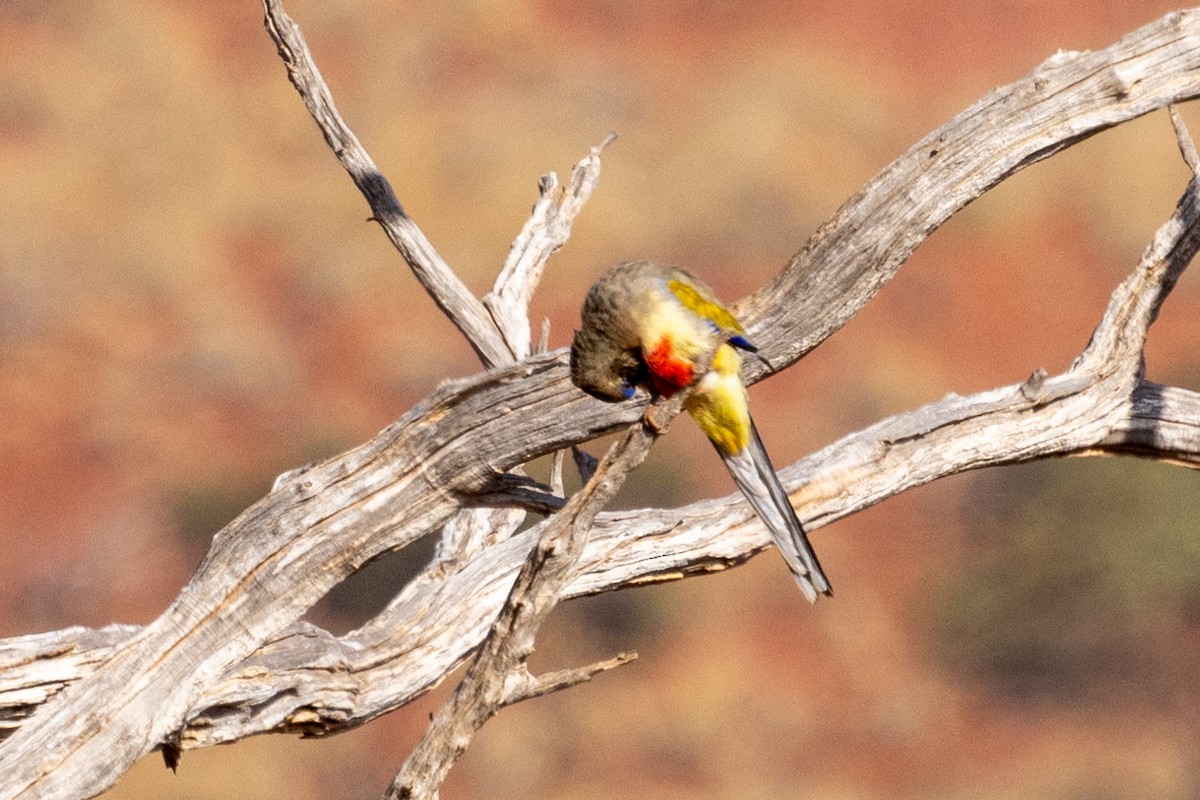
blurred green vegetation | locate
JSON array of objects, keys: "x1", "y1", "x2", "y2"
[{"x1": 933, "y1": 458, "x2": 1200, "y2": 703}]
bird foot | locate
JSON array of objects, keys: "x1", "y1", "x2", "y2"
[{"x1": 642, "y1": 404, "x2": 672, "y2": 435}]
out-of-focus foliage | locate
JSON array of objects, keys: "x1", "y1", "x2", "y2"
[{"x1": 933, "y1": 459, "x2": 1200, "y2": 703}]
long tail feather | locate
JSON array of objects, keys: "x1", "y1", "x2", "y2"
[{"x1": 718, "y1": 422, "x2": 832, "y2": 602}]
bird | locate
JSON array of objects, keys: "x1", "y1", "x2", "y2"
[{"x1": 569, "y1": 260, "x2": 832, "y2": 602}]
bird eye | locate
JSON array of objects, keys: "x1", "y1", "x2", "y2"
[{"x1": 620, "y1": 382, "x2": 635, "y2": 399}]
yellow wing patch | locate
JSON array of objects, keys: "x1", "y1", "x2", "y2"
[{"x1": 667, "y1": 278, "x2": 746, "y2": 335}]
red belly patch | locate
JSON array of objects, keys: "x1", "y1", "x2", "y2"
[{"x1": 644, "y1": 338, "x2": 695, "y2": 397}]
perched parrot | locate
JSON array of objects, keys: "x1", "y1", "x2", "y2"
[{"x1": 570, "y1": 260, "x2": 832, "y2": 602}]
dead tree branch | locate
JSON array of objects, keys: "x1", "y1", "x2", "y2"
[
  {"x1": 264, "y1": 0, "x2": 510, "y2": 366},
  {"x1": 3, "y1": 6, "x2": 1200, "y2": 800},
  {"x1": 388, "y1": 411, "x2": 663, "y2": 798}
]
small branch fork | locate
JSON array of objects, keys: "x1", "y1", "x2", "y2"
[
  {"x1": 264, "y1": 0, "x2": 610, "y2": 369},
  {"x1": 269, "y1": 0, "x2": 636, "y2": 794},
  {"x1": 264, "y1": 0, "x2": 506, "y2": 367},
  {"x1": 387, "y1": 340, "x2": 707, "y2": 798},
  {"x1": 484, "y1": 132, "x2": 618, "y2": 358},
  {"x1": 4, "y1": 5, "x2": 1200, "y2": 800},
  {"x1": 387, "y1": 406, "x2": 672, "y2": 799}
]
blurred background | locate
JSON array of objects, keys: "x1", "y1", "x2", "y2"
[{"x1": 3, "y1": 0, "x2": 1200, "y2": 797}]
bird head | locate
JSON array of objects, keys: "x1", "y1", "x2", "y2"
[{"x1": 570, "y1": 326, "x2": 642, "y2": 401}]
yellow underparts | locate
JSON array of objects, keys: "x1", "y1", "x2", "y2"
[
  {"x1": 640, "y1": 294, "x2": 709, "y2": 361},
  {"x1": 683, "y1": 344, "x2": 750, "y2": 456}
]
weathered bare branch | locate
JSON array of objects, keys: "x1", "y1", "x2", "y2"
[
  {"x1": 740, "y1": 10, "x2": 1200, "y2": 375},
  {"x1": 5, "y1": 379, "x2": 1200, "y2": 753},
  {"x1": 262, "y1": 0, "x2": 511, "y2": 366},
  {"x1": 388, "y1": 389, "x2": 679, "y2": 799},
  {"x1": 385, "y1": 342, "x2": 709, "y2": 798},
  {"x1": 4, "y1": 174, "x2": 1200, "y2": 752},
  {"x1": 507, "y1": 652, "x2": 639, "y2": 704},
  {"x1": 5, "y1": 8, "x2": 1200, "y2": 800},
  {"x1": 1171, "y1": 104, "x2": 1200, "y2": 174},
  {"x1": 484, "y1": 133, "x2": 618, "y2": 358}
]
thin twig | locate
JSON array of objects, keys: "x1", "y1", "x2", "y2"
[
  {"x1": 507, "y1": 652, "x2": 638, "y2": 704},
  {"x1": 1077, "y1": 173, "x2": 1200, "y2": 368},
  {"x1": 484, "y1": 133, "x2": 618, "y2": 357},
  {"x1": 1170, "y1": 105, "x2": 1200, "y2": 175}
]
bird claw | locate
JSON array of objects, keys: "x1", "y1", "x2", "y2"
[{"x1": 643, "y1": 404, "x2": 671, "y2": 435}]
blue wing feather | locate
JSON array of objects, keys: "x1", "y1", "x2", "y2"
[{"x1": 728, "y1": 333, "x2": 757, "y2": 352}]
